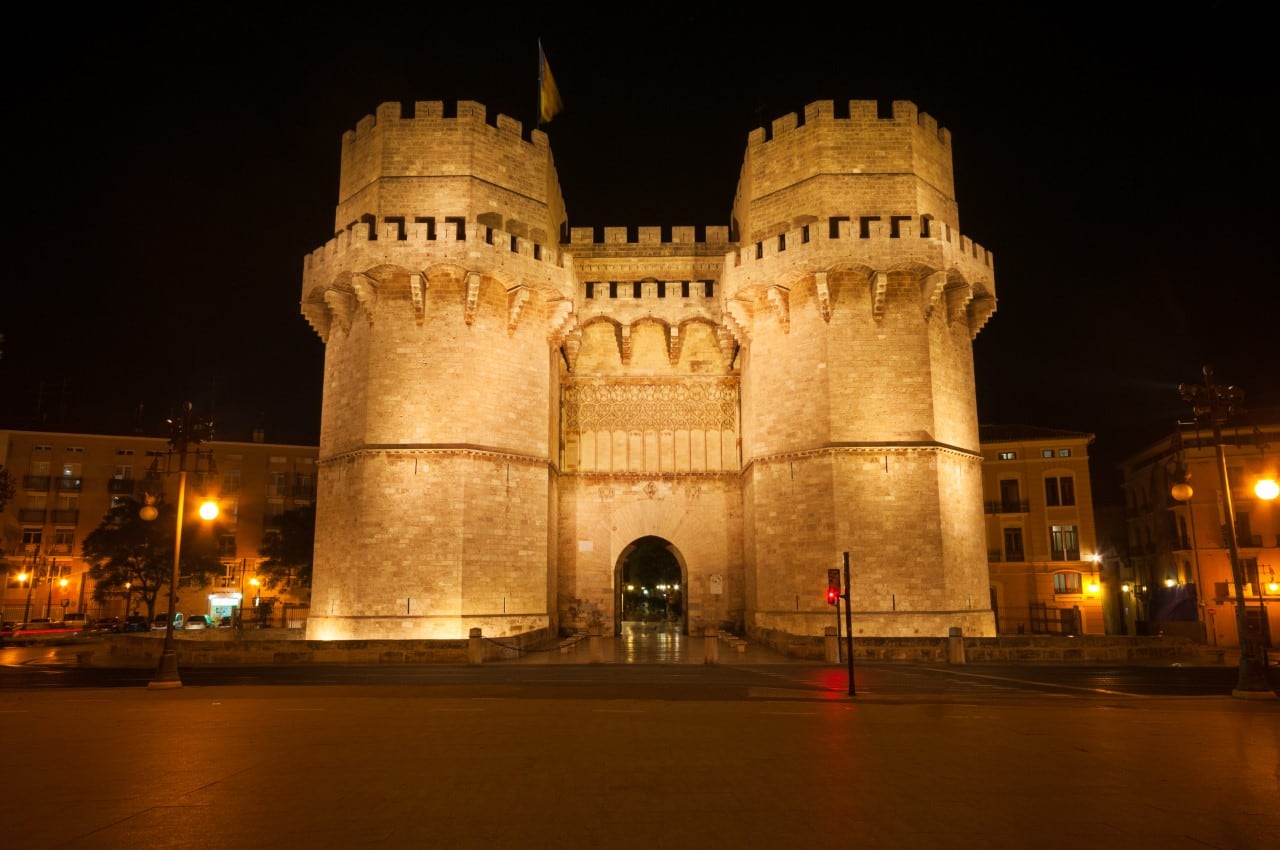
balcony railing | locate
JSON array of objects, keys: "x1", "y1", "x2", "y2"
[
  {"x1": 107, "y1": 478, "x2": 135, "y2": 493},
  {"x1": 17, "y1": 508, "x2": 46, "y2": 523},
  {"x1": 55, "y1": 476, "x2": 83, "y2": 491},
  {"x1": 984, "y1": 500, "x2": 1030, "y2": 514},
  {"x1": 22, "y1": 475, "x2": 50, "y2": 491},
  {"x1": 51, "y1": 509, "x2": 79, "y2": 524}
]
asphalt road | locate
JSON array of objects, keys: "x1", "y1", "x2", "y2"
[{"x1": 3, "y1": 648, "x2": 1278, "y2": 850}]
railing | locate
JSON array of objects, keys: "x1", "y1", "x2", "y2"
[
  {"x1": 55, "y1": 476, "x2": 82, "y2": 491},
  {"x1": 17, "y1": 508, "x2": 46, "y2": 523},
  {"x1": 51, "y1": 509, "x2": 79, "y2": 523},
  {"x1": 107, "y1": 478, "x2": 135, "y2": 493},
  {"x1": 984, "y1": 500, "x2": 1030, "y2": 514},
  {"x1": 22, "y1": 475, "x2": 50, "y2": 491},
  {"x1": 292, "y1": 485, "x2": 315, "y2": 499},
  {"x1": 1239, "y1": 534, "x2": 1263, "y2": 548}
]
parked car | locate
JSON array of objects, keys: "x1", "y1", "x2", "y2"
[
  {"x1": 62, "y1": 612, "x2": 91, "y2": 632},
  {"x1": 93, "y1": 616, "x2": 123, "y2": 633},
  {"x1": 121, "y1": 615, "x2": 150, "y2": 633},
  {"x1": 151, "y1": 612, "x2": 184, "y2": 631},
  {"x1": 184, "y1": 614, "x2": 216, "y2": 630},
  {"x1": 10, "y1": 620, "x2": 80, "y2": 637}
]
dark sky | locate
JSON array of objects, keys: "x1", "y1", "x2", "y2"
[{"x1": 3, "y1": 10, "x2": 1275, "y2": 503}]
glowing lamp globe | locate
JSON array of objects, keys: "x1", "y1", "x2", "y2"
[
  {"x1": 198, "y1": 499, "x2": 219, "y2": 521},
  {"x1": 1255, "y1": 478, "x2": 1279, "y2": 501},
  {"x1": 1170, "y1": 482, "x2": 1193, "y2": 502},
  {"x1": 139, "y1": 504, "x2": 159, "y2": 521}
]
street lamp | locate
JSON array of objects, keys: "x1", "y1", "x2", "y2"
[
  {"x1": 1175, "y1": 364, "x2": 1277, "y2": 699},
  {"x1": 140, "y1": 402, "x2": 218, "y2": 690}
]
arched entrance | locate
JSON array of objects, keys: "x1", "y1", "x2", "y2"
[{"x1": 615, "y1": 535, "x2": 686, "y2": 637}]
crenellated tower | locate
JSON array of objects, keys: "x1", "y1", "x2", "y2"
[
  {"x1": 299, "y1": 97, "x2": 998, "y2": 647},
  {"x1": 300, "y1": 101, "x2": 573, "y2": 640},
  {"x1": 723, "y1": 100, "x2": 996, "y2": 639}
]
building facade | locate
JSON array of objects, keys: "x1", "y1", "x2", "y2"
[
  {"x1": 298, "y1": 99, "x2": 999, "y2": 645},
  {"x1": 0, "y1": 428, "x2": 317, "y2": 625},
  {"x1": 1119, "y1": 419, "x2": 1279, "y2": 650},
  {"x1": 979, "y1": 425, "x2": 1105, "y2": 636}
]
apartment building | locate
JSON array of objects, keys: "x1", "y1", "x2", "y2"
[
  {"x1": 1119, "y1": 417, "x2": 1279, "y2": 650},
  {"x1": 1, "y1": 428, "x2": 317, "y2": 624},
  {"x1": 979, "y1": 425, "x2": 1105, "y2": 636}
]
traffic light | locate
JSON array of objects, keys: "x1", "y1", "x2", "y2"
[{"x1": 826, "y1": 568, "x2": 840, "y2": 605}]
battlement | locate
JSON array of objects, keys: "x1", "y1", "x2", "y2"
[
  {"x1": 728, "y1": 213, "x2": 993, "y2": 273},
  {"x1": 303, "y1": 214, "x2": 566, "y2": 278},
  {"x1": 746, "y1": 99, "x2": 950, "y2": 151},
  {"x1": 343, "y1": 100, "x2": 549, "y2": 151},
  {"x1": 568, "y1": 226, "x2": 732, "y2": 246}
]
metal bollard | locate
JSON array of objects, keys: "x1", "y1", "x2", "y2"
[
  {"x1": 467, "y1": 627, "x2": 484, "y2": 665},
  {"x1": 704, "y1": 627, "x2": 719, "y2": 664}
]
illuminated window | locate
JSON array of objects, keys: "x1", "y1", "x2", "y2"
[
  {"x1": 1053, "y1": 571, "x2": 1083, "y2": 594},
  {"x1": 1050, "y1": 525, "x2": 1080, "y2": 561},
  {"x1": 998, "y1": 451, "x2": 1016, "y2": 461},
  {"x1": 1058, "y1": 448, "x2": 1071, "y2": 457}
]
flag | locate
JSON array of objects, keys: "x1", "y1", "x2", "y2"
[{"x1": 538, "y1": 39, "x2": 564, "y2": 125}]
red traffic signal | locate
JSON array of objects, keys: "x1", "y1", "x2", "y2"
[{"x1": 826, "y1": 569, "x2": 840, "y2": 605}]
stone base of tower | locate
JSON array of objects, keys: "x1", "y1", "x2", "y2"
[
  {"x1": 305, "y1": 613, "x2": 551, "y2": 642},
  {"x1": 749, "y1": 608, "x2": 995, "y2": 643}
]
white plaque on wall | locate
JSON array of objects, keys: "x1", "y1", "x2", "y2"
[
  {"x1": 710, "y1": 574, "x2": 723, "y2": 595},
  {"x1": 578, "y1": 540, "x2": 594, "y2": 552}
]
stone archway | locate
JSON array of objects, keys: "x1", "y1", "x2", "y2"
[{"x1": 615, "y1": 535, "x2": 686, "y2": 636}]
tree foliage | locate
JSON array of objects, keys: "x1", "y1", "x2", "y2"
[
  {"x1": 258, "y1": 505, "x2": 315, "y2": 589},
  {"x1": 0, "y1": 465, "x2": 14, "y2": 513},
  {"x1": 81, "y1": 495, "x2": 227, "y2": 618}
]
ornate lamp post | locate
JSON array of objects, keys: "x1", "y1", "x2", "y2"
[
  {"x1": 1175, "y1": 365, "x2": 1277, "y2": 699},
  {"x1": 141, "y1": 402, "x2": 218, "y2": 690}
]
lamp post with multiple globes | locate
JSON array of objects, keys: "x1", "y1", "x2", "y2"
[
  {"x1": 1174, "y1": 365, "x2": 1278, "y2": 699},
  {"x1": 140, "y1": 402, "x2": 219, "y2": 690}
]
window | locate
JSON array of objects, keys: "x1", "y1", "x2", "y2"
[
  {"x1": 53, "y1": 528, "x2": 75, "y2": 553},
  {"x1": 1053, "y1": 571, "x2": 1083, "y2": 594},
  {"x1": 223, "y1": 468, "x2": 242, "y2": 494},
  {"x1": 116, "y1": 449, "x2": 135, "y2": 456},
  {"x1": 113, "y1": 464, "x2": 134, "y2": 480},
  {"x1": 1050, "y1": 525, "x2": 1080, "y2": 561},
  {"x1": 267, "y1": 472, "x2": 289, "y2": 498},
  {"x1": 1058, "y1": 449, "x2": 1071, "y2": 457},
  {"x1": 21, "y1": 528, "x2": 43, "y2": 550},
  {"x1": 999, "y1": 479, "x2": 1022, "y2": 513},
  {"x1": 1041, "y1": 449, "x2": 1054, "y2": 458},
  {"x1": 1045, "y1": 476, "x2": 1075, "y2": 506},
  {"x1": 1003, "y1": 528, "x2": 1024, "y2": 561},
  {"x1": 218, "y1": 533, "x2": 237, "y2": 557},
  {"x1": 1242, "y1": 557, "x2": 1259, "y2": 590},
  {"x1": 997, "y1": 451, "x2": 1016, "y2": 461}
]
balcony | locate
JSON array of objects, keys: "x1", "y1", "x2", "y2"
[
  {"x1": 107, "y1": 478, "x2": 135, "y2": 494},
  {"x1": 292, "y1": 485, "x2": 315, "y2": 500},
  {"x1": 984, "y1": 500, "x2": 1030, "y2": 514},
  {"x1": 22, "y1": 475, "x2": 50, "y2": 491},
  {"x1": 17, "y1": 508, "x2": 47, "y2": 523},
  {"x1": 55, "y1": 476, "x2": 83, "y2": 492},
  {"x1": 51, "y1": 509, "x2": 79, "y2": 524}
]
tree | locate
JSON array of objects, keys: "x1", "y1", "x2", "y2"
[
  {"x1": 0, "y1": 465, "x2": 14, "y2": 513},
  {"x1": 81, "y1": 495, "x2": 227, "y2": 618},
  {"x1": 258, "y1": 505, "x2": 316, "y2": 590}
]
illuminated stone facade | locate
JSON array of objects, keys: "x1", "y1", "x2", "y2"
[{"x1": 299, "y1": 99, "x2": 999, "y2": 644}]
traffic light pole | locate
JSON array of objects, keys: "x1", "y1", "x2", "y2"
[{"x1": 843, "y1": 551, "x2": 855, "y2": 696}]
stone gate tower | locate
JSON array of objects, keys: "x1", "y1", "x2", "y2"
[{"x1": 300, "y1": 98, "x2": 997, "y2": 647}]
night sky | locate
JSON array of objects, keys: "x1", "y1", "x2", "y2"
[{"x1": 4, "y1": 10, "x2": 1275, "y2": 504}]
